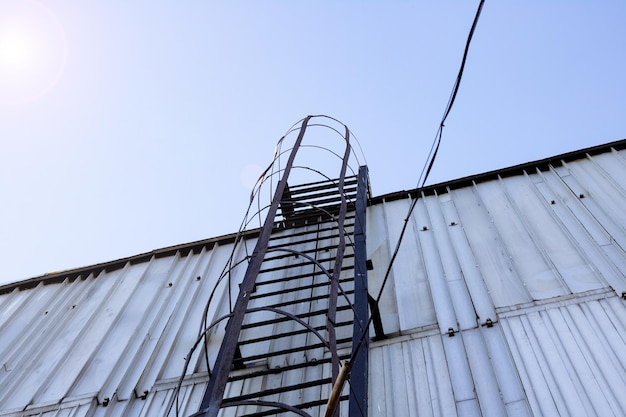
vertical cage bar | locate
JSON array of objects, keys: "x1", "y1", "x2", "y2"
[
  {"x1": 349, "y1": 165, "x2": 369, "y2": 417},
  {"x1": 192, "y1": 116, "x2": 312, "y2": 417}
]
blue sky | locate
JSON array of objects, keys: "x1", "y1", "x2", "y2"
[{"x1": 1, "y1": 1, "x2": 625, "y2": 285}]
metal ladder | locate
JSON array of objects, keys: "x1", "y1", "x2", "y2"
[{"x1": 192, "y1": 117, "x2": 370, "y2": 417}]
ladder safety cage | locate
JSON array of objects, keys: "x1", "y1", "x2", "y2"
[{"x1": 185, "y1": 116, "x2": 370, "y2": 417}]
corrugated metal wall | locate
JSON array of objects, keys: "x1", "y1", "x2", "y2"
[
  {"x1": 1, "y1": 144, "x2": 626, "y2": 416},
  {"x1": 366, "y1": 147, "x2": 626, "y2": 416},
  {"x1": 0, "y1": 241, "x2": 253, "y2": 416}
]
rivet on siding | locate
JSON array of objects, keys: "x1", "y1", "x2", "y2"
[
  {"x1": 483, "y1": 318, "x2": 494, "y2": 328},
  {"x1": 447, "y1": 327, "x2": 455, "y2": 337},
  {"x1": 449, "y1": 221, "x2": 457, "y2": 226},
  {"x1": 44, "y1": 311, "x2": 48, "y2": 315},
  {"x1": 551, "y1": 200, "x2": 556, "y2": 205},
  {"x1": 168, "y1": 282, "x2": 173, "y2": 287},
  {"x1": 72, "y1": 305, "x2": 76, "y2": 309},
  {"x1": 196, "y1": 276, "x2": 201, "y2": 281},
  {"x1": 102, "y1": 398, "x2": 110, "y2": 407},
  {"x1": 579, "y1": 194, "x2": 585, "y2": 198},
  {"x1": 422, "y1": 226, "x2": 429, "y2": 231}
]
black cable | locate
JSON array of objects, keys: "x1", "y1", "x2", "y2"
[
  {"x1": 349, "y1": 0, "x2": 486, "y2": 367},
  {"x1": 418, "y1": 0, "x2": 485, "y2": 189},
  {"x1": 381, "y1": 0, "x2": 486, "y2": 303}
]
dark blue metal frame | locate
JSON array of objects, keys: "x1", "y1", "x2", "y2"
[{"x1": 349, "y1": 166, "x2": 369, "y2": 417}]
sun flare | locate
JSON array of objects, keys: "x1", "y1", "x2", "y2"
[
  {"x1": 0, "y1": 28, "x2": 36, "y2": 73},
  {"x1": 0, "y1": 0, "x2": 67, "y2": 104}
]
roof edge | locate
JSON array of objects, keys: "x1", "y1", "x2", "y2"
[
  {"x1": 370, "y1": 138, "x2": 626, "y2": 204},
  {"x1": 0, "y1": 228, "x2": 261, "y2": 295},
  {"x1": 3, "y1": 138, "x2": 624, "y2": 295}
]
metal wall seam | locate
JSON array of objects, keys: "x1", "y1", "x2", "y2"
[
  {"x1": 595, "y1": 297, "x2": 626, "y2": 370},
  {"x1": 302, "y1": 359, "x2": 325, "y2": 414},
  {"x1": 132, "y1": 249, "x2": 218, "y2": 397},
  {"x1": 480, "y1": 325, "x2": 532, "y2": 417},
  {"x1": 556, "y1": 168, "x2": 626, "y2": 285},
  {"x1": 28, "y1": 398, "x2": 96, "y2": 417},
  {"x1": 481, "y1": 177, "x2": 567, "y2": 300},
  {"x1": 116, "y1": 249, "x2": 204, "y2": 400},
  {"x1": 379, "y1": 341, "x2": 409, "y2": 416},
  {"x1": 558, "y1": 304, "x2": 626, "y2": 415},
  {"x1": 452, "y1": 185, "x2": 530, "y2": 307},
  {"x1": 76, "y1": 257, "x2": 163, "y2": 405},
  {"x1": 543, "y1": 165, "x2": 626, "y2": 294},
  {"x1": 197, "y1": 239, "x2": 256, "y2": 373},
  {"x1": 598, "y1": 149, "x2": 626, "y2": 189},
  {"x1": 118, "y1": 249, "x2": 201, "y2": 400},
  {"x1": 522, "y1": 311, "x2": 601, "y2": 415},
  {"x1": 500, "y1": 315, "x2": 564, "y2": 416},
  {"x1": 310, "y1": 224, "x2": 338, "y2": 361},
  {"x1": 94, "y1": 255, "x2": 179, "y2": 403},
  {"x1": 412, "y1": 196, "x2": 459, "y2": 335},
  {"x1": 382, "y1": 197, "x2": 436, "y2": 332},
  {"x1": 64, "y1": 263, "x2": 146, "y2": 399},
  {"x1": 174, "y1": 247, "x2": 235, "y2": 380},
  {"x1": 35, "y1": 270, "x2": 135, "y2": 406},
  {"x1": 543, "y1": 165, "x2": 613, "y2": 245},
  {"x1": 569, "y1": 155, "x2": 626, "y2": 227},
  {"x1": 581, "y1": 153, "x2": 626, "y2": 196},
  {"x1": 499, "y1": 295, "x2": 626, "y2": 417},
  {"x1": 0, "y1": 276, "x2": 81, "y2": 384},
  {"x1": 0, "y1": 281, "x2": 66, "y2": 373},
  {"x1": 426, "y1": 334, "x2": 457, "y2": 416},
  {"x1": 0, "y1": 282, "x2": 41, "y2": 335},
  {"x1": 365, "y1": 202, "x2": 399, "y2": 335},
  {"x1": 246, "y1": 231, "x2": 294, "y2": 370},
  {"x1": 440, "y1": 189, "x2": 497, "y2": 325},
  {"x1": 533, "y1": 169, "x2": 615, "y2": 290},
  {"x1": 424, "y1": 192, "x2": 478, "y2": 331},
  {"x1": 460, "y1": 328, "x2": 507, "y2": 417},
  {"x1": 159, "y1": 244, "x2": 235, "y2": 381},
  {"x1": 570, "y1": 155, "x2": 626, "y2": 250},
  {"x1": 510, "y1": 171, "x2": 602, "y2": 293},
  {"x1": 266, "y1": 227, "x2": 318, "y2": 370},
  {"x1": 442, "y1": 332, "x2": 480, "y2": 415},
  {"x1": 1, "y1": 267, "x2": 123, "y2": 410},
  {"x1": 558, "y1": 164, "x2": 626, "y2": 251}
]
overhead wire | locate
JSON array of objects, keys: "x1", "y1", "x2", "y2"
[
  {"x1": 174, "y1": 1, "x2": 485, "y2": 410},
  {"x1": 348, "y1": 0, "x2": 487, "y2": 374}
]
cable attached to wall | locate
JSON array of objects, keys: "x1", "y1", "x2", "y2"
[
  {"x1": 379, "y1": 0, "x2": 485, "y2": 305},
  {"x1": 350, "y1": 0, "x2": 487, "y2": 369}
]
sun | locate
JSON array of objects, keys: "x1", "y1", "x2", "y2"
[
  {"x1": 0, "y1": 0, "x2": 67, "y2": 105},
  {"x1": 0, "y1": 27, "x2": 36, "y2": 72}
]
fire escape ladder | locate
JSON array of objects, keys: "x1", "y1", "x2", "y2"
[{"x1": 192, "y1": 117, "x2": 369, "y2": 417}]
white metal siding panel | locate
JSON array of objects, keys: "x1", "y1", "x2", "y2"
[
  {"x1": 451, "y1": 186, "x2": 531, "y2": 307},
  {"x1": 366, "y1": 202, "x2": 400, "y2": 335},
  {"x1": 439, "y1": 194, "x2": 497, "y2": 326},
  {"x1": 424, "y1": 194, "x2": 479, "y2": 331},
  {"x1": 475, "y1": 179, "x2": 567, "y2": 300},
  {"x1": 500, "y1": 294, "x2": 626, "y2": 417},
  {"x1": 368, "y1": 324, "x2": 529, "y2": 417},
  {"x1": 365, "y1": 146, "x2": 626, "y2": 417},
  {"x1": 413, "y1": 197, "x2": 459, "y2": 334},
  {"x1": 504, "y1": 174, "x2": 602, "y2": 293},
  {"x1": 379, "y1": 197, "x2": 437, "y2": 332},
  {"x1": 1, "y1": 144, "x2": 626, "y2": 417}
]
